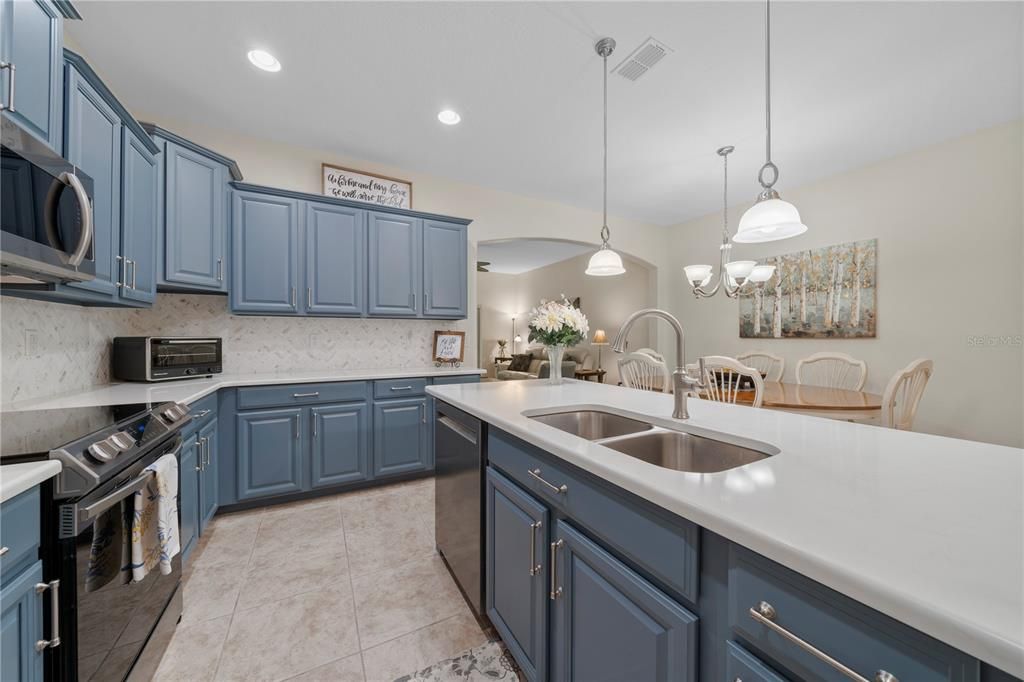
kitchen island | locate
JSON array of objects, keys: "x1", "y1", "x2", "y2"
[{"x1": 427, "y1": 379, "x2": 1023, "y2": 681}]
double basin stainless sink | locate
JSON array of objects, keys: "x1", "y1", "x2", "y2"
[{"x1": 529, "y1": 410, "x2": 774, "y2": 474}]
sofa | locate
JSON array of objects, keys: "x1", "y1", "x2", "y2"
[{"x1": 496, "y1": 348, "x2": 594, "y2": 381}]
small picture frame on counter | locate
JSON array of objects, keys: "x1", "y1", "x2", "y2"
[{"x1": 433, "y1": 330, "x2": 465, "y2": 367}]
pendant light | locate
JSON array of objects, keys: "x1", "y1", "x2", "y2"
[
  {"x1": 734, "y1": 0, "x2": 808, "y2": 244},
  {"x1": 586, "y1": 37, "x2": 626, "y2": 276}
]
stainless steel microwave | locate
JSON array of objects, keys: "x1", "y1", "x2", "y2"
[
  {"x1": 112, "y1": 337, "x2": 223, "y2": 382},
  {"x1": 1, "y1": 117, "x2": 95, "y2": 283}
]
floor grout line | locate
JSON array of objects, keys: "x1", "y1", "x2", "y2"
[{"x1": 339, "y1": 503, "x2": 369, "y2": 682}]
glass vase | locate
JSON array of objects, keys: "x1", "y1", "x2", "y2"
[{"x1": 546, "y1": 345, "x2": 566, "y2": 385}]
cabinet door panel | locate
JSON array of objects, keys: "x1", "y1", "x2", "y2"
[
  {"x1": 231, "y1": 191, "x2": 300, "y2": 314},
  {"x1": 198, "y1": 418, "x2": 219, "y2": 532},
  {"x1": 179, "y1": 433, "x2": 199, "y2": 563},
  {"x1": 422, "y1": 220, "x2": 467, "y2": 318},
  {"x1": 64, "y1": 64, "x2": 121, "y2": 299},
  {"x1": 305, "y1": 202, "x2": 365, "y2": 315},
  {"x1": 0, "y1": 561, "x2": 44, "y2": 682},
  {"x1": 551, "y1": 520, "x2": 698, "y2": 682},
  {"x1": 0, "y1": 0, "x2": 62, "y2": 152},
  {"x1": 372, "y1": 398, "x2": 429, "y2": 477},
  {"x1": 119, "y1": 127, "x2": 158, "y2": 304},
  {"x1": 236, "y1": 408, "x2": 303, "y2": 500},
  {"x1": 367, "y1": 212, "x2": 419, "y2": 316},
  {"x1": 486, "y1": 468, "x2": 549, "y2": 682},
  {"x1": 311, "y1": 402, "x2": 369, "y2": 488},
  {"x1": 163, "y1": 142, "x2": 225, "y2": 289}
]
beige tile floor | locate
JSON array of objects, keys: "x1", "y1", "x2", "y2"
[{"x1": 153, "y1": 478, "x2": 491, "y2": 682}]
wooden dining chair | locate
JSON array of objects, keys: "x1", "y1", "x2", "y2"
[
  {"x1": 796, "y1": 352, "x2": 867, "y2": 391},
  {"x1": 700, "y1": 356, "x2": 765, "y2": 408},
  {"x1": 881, "y1": 359, "x2": 933, "y2": 430},
  {"x1": 736, "y1": 351, "x2": 785, "y2": 382},
  {"x1": 618, "y1": 352, "x2": 671, "y2": 393}
]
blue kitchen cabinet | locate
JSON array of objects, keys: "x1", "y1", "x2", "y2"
[
  {"x1": 0, "y1": 0, "x2": 69, "y2": 153},
  {"x1": 551, "y1": 520, "x2": 699, "y2": 682},
  {"x1": 179, "y1": 427, "x2": 200, "y2": 563},
  {"x1": 422, "y1": 219, "x2": 468, "y2": 318},
  {"x1": 0, "y1": 560, "x2": 44, "y2": 682},
  {"x1": 725, "y1": 641, "x2": 788, "y2": 682},
  {"x1": 119, "y1": 126, "x2": 158, "y2": 304},
  {"x1": 486, "y1": 468, "x2": 549, "y2": 682},
  {"x1": 236, "y1": 407, "x2": 304, "y2": 500},
  {"x1": 231, "y1": 190, "x2": 301, "y2": 314},
  {"x1": 367, "y1": 211, "x2": 420, "y2": 317},
  {"x1": 310, "y1": 402, "x2": 370, "y2": 488},
  {"x1": 372, "y1": 397, "x2": 430, "y2": 477},
  {"x1": 198, "y1": 416, "x2": 219, "y2": 532},
  {"x1": 305, "y1": 201, "x2": 365, "y2": 316}
]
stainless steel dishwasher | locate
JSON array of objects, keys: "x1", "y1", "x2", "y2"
[{"x1": 434, "y1": 400, "x2": 485, "y2": 614}]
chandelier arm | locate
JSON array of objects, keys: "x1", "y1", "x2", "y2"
[{"x1": 602, "y1": 47, "x2": 609, "y2": 242}]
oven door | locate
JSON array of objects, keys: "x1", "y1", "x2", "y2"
[
  {"x1": 0, "y1": 122, "x2": 95, "y2": 284},
  {"x1": 47, "y1": 437, "x2": 183, "y2": 682},
  {"x1": 149, "y1": 338, "x2": 221, "y2": 380}
]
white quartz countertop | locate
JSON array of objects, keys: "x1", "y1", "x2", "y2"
[
  {"x1": 6, "y1": 367, "x2": 486, "y2": 411},
  {"x1": 427, "y1": 379, "x2": 1024, "y2": 677},
  {"x1": 0, "y1": 461, "x2": 61, "y2": 503}
]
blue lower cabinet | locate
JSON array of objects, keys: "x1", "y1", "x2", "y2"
[
  {"x1": 372, "y1": 397, "x2": 430, "y2": 477},
  {"x1": 486, "y1": 468, "x2": 549, "y2": 682},
  {"x1": 198, "y1": 417, "x2": 219, "y2": 532},
  {"x1": 726, "y1": 641, "x2": 789, "y2": 681},
  {"x1": 551, "y1": 520, "x2": 699, "y2": 682},
  {"x1": 179, "y1": 429, "x2": 200, "y2": 563},
  {"x1": 0, "y1": 560, "x2": 44, "y2": 682},
  {"x1": 311, "y1": 402, "x2": 370, "y2": 488},
  {"x1": 236, "y1": 407, "x2": 304, "y2": 500}
]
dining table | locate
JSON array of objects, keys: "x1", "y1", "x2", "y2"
[{"x1": 731, "y1": 381, "x2": 883, "y2": 421}]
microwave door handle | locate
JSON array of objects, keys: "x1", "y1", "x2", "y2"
[{"x1": 64, "y1": 172, "x2": 93, "y2": 267}]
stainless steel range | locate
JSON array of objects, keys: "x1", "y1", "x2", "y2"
[{"x1": 1, "y1": 401, "x2": 193, "y2": 681}]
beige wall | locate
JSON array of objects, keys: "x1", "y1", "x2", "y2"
[
  {"x1": 477, "y1": 251, "x2": 656, "y2": 384},
  {"x1": 669, "y1": 120, "x2": 1023, "y2": 447}
]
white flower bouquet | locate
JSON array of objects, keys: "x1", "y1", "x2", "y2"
[{"x1": 527, "y1": 295, "x2": 589, "y2": 348}]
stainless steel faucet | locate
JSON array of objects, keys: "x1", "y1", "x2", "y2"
[{"x1": 611, "y1": 308, "x2": 706, "y2": 420}]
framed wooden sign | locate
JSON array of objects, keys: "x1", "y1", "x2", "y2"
[
  {"x1": 321, "y1": 163, "x2": 413, "y2": 210},
  {"x1": 433, "y1": 330, "x2": 465, "y2": 365}
]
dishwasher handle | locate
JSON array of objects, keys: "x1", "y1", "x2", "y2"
[{"x1": 437, "y1": 415, "x2": 477, "y2": 446}]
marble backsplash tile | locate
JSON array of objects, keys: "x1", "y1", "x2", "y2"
[{"x1": 0, "y1": 294, "x2": 469, "y2": 405}]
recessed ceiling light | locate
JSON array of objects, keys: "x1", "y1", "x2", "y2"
[
  {"x1": 437, "y1": 109, "x2": 461, "y2": 125},
  {"x1": 247, "y1": 49, "x2": 281, "y2": 73}
]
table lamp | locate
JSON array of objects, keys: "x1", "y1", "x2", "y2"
[{"x1": 592, "y1": 329, "x2": 609, "y2": 370}]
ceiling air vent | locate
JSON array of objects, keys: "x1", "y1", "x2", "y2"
[{"x1": 612, "y1": 37, "x2": 672, "y2": 82}]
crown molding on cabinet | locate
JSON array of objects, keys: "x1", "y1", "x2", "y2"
[{"x1": 139, "y1": 122, "x2": 244, "y2": 181}]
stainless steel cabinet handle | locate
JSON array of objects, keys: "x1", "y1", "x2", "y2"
[
  {"x1": 1, "y1": 61, "x2": 15, "y2": 112},
  {"x1": 203, "y1": 437, "x2": 210, "y2": 469},
  {"x1": 196, "y1": 435, "x2": 204, "y2": 471},
  {"x1": 0, "y1": 546, "x2": 8, "y2": 557},
  {"x1": 194, "y1": 410, "x2": 212, "y2": 419},
  {"x1": 293, "y1": 392, "x2": 320, "y2": 398},
  {"x1": 749, "y1": 601, "x2": 898, "y2": 682},
  {"x1": 529, "y1": 521, "x2": 542, "y2": 576},
  {"x1": 549, "y1": 539, "x2": 563, "y2": 599},
  {"x1": 390, "y1": 385, "x2": 413, "y2": 391},
  {"x1": 294, "y1": 415, "x2": 300, "y2": 440},
  {"x1": 425, "y1": 292, "x2": 430, "y2": 310},
  {"x1": 307, "y1": 287, "x2": 312, "y2": 308},
  {"x1": 115, "y1": 255, "x2": 125, "y2": 287},
  {"x1": 437, "y1": 415, "x2": 477, "y2": 445},
  {"x1": 528, "y1": 468, "x2": 568, "y2": 494},
  {"x1": 216, "y1": 258, "x2": 223, "y2": 282},
  {"x1": 421, "y1": 404, "x2": 426, "y2": 424},
  {"x1": 130, "y1": 259, "x2": 137, "y2": 290},
  {"x1": 34, "y1": 580, "x2": 60, "y2": 651},
  {"x1": 291, "y1": 287, "x2": 297, "y2": 307},
  {"x1": 312, "y1": 413, "x2": 318, "y2": 439}
]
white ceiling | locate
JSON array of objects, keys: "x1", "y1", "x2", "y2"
[
  {"x1": 478, "y1": 240, "x2": 594, "y2": 275},
  {"x1": 67, "y1": 2, "x2": 1022, "y2": 226}
]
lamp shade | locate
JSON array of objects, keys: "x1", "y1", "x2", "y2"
[
  {"x1": 593, "y1": 329, "x2": 608, "y2": 345},
  {"x1": 724, "y1": 260, "x2": 756, "y2": 281},
  {"x1": 683, "y1": 264, "x2": 713, "y2": 287},
  {"x1": 749, "y1": 264, "x2": 776, "y2": 283},
  {"x1": 734, "y1": 197, "x2": 808, "y2": 243},
  {"x1": 585, "y1": 246, "x2": 626, "y2": 276}
]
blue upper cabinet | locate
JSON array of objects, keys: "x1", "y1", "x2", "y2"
[
  {"x1": 63, "y1": 61, "x2": 121, "y2": 299},
  {"x1": 422, "y1": 219, "x2": 467, "y2": 319},
  {"x1": 368, "y1": 211, "x2": 421, "y2": 317},
  {"x1": 231, "y1": 190, "x2": 301, "y2": 314},
  {"x1": 305, "y1": 201, "x2": 365, "y2": 316},
  {"x1": 0, "y1": 0, "x2": 69, "y2": 153},
  {"x1": 119, "y1": 127, "x2": 158, "y2": 304}
]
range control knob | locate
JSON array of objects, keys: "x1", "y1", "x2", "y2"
[
  {"x1": 87, "y1": 440, "x2": 119, "y2": 462},
  {"x1": 108, "y1": 431, "x2": 135, "y2": 452},
  {"x1": 159, "y1": 404, "x2": 188, "y2": 423},
  {"x1": 185, "y1": 368, "x2": 196, "y2": 376}
]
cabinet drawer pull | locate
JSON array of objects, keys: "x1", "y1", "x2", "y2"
[
  {"x1": 115, "y1": 255, "x2": 125, "y2": 287},
  {"x1": 390, "y1": 385, "x2": 414, "y2": 391},
  {"x1": 312, "y1": 413, "x2": 318, "y2": 438},
  {"x1": 129, "y1": 259, "x2": 137, "y2": 290},
  {"x1": 291, "y1": 287, "x2": 297, "y2": 308},
  {"x1": 529, "y1": 521, "x2": 542, "y2": 576},
  {"x1": 216, "y1": 257, "x2": 223, "y2": 282},
  {"x1": 528, "y1": 468, "x2": 567, "y2": 494},
  {"x1": 0, "y1": 546, "x2": 8, "y2": 556},
  {"x1": 549, "y1": 539, "x2": 563, "y2": 599},
  {"x1": 294, "y1": 415, "x2": 300, "y2": 440},
  {"x1": 293, "y1": 392, "x2": 320, "y2": 398},
  {"x1": 749, "y1": 601, "x2": 898, "y2": 682},
  {"x1": 193, "y1": 409, "x2": 212, "y2": 419},
  {"x1": 1, "y1": 61, "x2": 15, "y2": 112},
  {"x1": 307, "y1": 287, "x2": 312, "y2": 308},
  {"x1": 34, "y1": 580, "x2": 60, "y2": 651}
]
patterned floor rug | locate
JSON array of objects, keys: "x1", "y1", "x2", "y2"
[{"x1": 395, "y1": 640, "x2": 523, "y2": 682}]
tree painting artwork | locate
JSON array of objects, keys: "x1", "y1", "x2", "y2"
[{"x1": 739, "y1": 239, "x2": 877, "y2": 339}]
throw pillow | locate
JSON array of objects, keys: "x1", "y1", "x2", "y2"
[{"x1": 508, "y1": 353, "x2": 533, "y2": 372}]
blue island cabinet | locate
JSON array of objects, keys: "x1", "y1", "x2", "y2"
[
  {"x1": 236, "y1": 407, "x2": 304, "y2": 500},
  {"x1": 179, "y1": 426, "x2": 200, "y2": 563},
  {"x1": 0, "y1": 487, "x2": 48, "y2": 682}
]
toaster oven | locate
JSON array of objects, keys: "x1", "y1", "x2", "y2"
[{"x1": 112, "y1": 337, "x2": 222, "y2": 382}]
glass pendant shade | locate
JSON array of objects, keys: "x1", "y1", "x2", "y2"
[
  {"x1": 734, "y1": 197, "x2": 808, "y2": 243},
  {"x1": 748, "y1": 264, "x2": 776, "y2": 283},
  {"x1": 684, "y1": 264, "x2": 713, "y2": 287},
  {"x1": 724, "y1": 260, "x2": 757, "y2": 281},
  {"x1": 585, "y1": 246, "x2": 626, "y2": 276}
]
